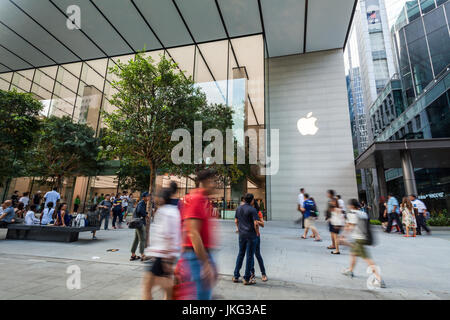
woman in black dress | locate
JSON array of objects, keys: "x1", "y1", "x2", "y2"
[{"x1": 378, "y1": 196, "x2": 388, "y2": 230}]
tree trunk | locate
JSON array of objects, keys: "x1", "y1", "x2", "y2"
[{"x1": 145, "y1": 161, "x2": 156, "y2": 247}]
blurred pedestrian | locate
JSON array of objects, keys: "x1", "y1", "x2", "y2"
[
  {"x1": 401, "y1": 197, "x2": 416, "y2": 237},
  {"x1": 342, "y1": 199, "x2": 385, "y2": 288},
  {"x1": 409, "y1": 195, "x2": 431, "y2": 235},
  {"x1": 98, "y1": 194, "x2": 112, "y2": 230},
  {"x1": 328, "y1": 198, "x2": 345, "y2": 254},
  {"x1": 142, "y1": 182, "x2": 181, "y2": 300},
  {"x1": 378, "y1": 196, "x2": 388, "y2": 230},
  {"x1": 325, "y1": 189, "x2": 337, "y2": 249},
  {"x1": 385, "y1": 194, "x2": 404, "y2": 234},
  {"x1": 112, "y1": 194, "x2": 123, "y2": 229},
  {"x1": 296, "y1": 188, "x2": 305, "y2": 227},
  {"x1": 300, "y1": 194, "x2": 321, "y2": 241},
  {"x1": 175, "y1": 169, "x2": 218, "y2": 299}
]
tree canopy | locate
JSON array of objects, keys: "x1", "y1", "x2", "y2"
[
  {"x1": 27, "y1": 116, "x2": 101, "y2": 190},
  {"x1": 0, "y1": 89, "x2": 43, "y2": 185}
]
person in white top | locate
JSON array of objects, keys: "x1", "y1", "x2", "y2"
[
  {"x1": 120, "y1": 191, "x2": 131, "y2": 220},
  {"x1": 142, "y1": 182, "x2": 180, "y2": 300},
  {"x1": 329, "y1": 198, "x2": 346, "y2": 254},
  {"x1": 19, "y1": 192, "x2": 30, "y2": 207},
  {"x1": 40, "y1": 202, "x2": 55, "y2": 225},
  {"x1": 342, "y1": 199, "x2": 385, "y2": 288},
  {"x1": 24, "y1": 204, "x2": 40, "y2": 225},
  {"x1": 296, "y1": 188, "x2": 305, "y2": 227},
  {"x1": 337, "y1": 195, "x2": 346, "y2": 214},
  {"x1": 44, "y1": 187, "x2": 60, "y2": 209},
  {"x1": 409, "y1": 195, "x2": 431, "y2": 235}
]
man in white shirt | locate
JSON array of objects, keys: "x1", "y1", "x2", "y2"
[
  {"x1": 19, "y1": 192, "x2": 30, "y2": 207},
  {"x1": 296, "y1": 188, "x2": 305, "y2": 228},
  {"x1": 409, "y1": 195, "x2": 431, "y2": 235},
  {"x1": 44, "y1": 187, "x2": 60, "y2": 209}
]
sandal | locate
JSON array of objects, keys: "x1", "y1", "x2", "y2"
[
  {"x1": 130, "y1": 255, "x2": 141, "y2": 261},
  {"x1": 331, "y1": 251, "x2": 340, "y2": 254},
  {"x1": 232, "y1": 277, "x2": 240, "y2": 283},
  {"x1": 301, "y1": 236, "x2": 307, "y2": 239},
  {"x1": 261, "y1": 275, "x2": 268, "y2": 282},
  {"x1": 327, "y1": 246, "x2": 336, "y2": 249},
  {"x1": 314, "y1": 239, "x2": 322, "y2": 242},
  {"x1": 243, "y1": 278, "x2": 256, "y2": 285}
]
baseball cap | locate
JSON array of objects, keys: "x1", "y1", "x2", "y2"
[{"x1": 142, "y1": 192, "x2": 149, "y2": 197}]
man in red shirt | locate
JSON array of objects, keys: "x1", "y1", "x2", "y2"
[{"x1": 176, "y1": 169, "x2": 217, "y2": 300}]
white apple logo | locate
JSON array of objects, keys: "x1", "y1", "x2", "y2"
[{"x1": 297, "y1": 112, "x2": 318, "y2": 135}]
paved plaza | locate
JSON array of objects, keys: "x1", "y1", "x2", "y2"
[{"x1": 1, "y1": 220, "x2": 450, "y2": 300}]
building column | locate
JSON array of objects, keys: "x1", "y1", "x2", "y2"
[{"x1": 400, "y1": 150, "x2": 418, "y2": 196}]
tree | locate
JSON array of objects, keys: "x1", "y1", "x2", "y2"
[
  {"x1": 102, "y1": 53, "x2": 231, "y2": 198},
  {"x1": 0, "y1": 89, "x2": 43, "y2": 186},
  {"x1": 27, "y1": 116, "x2": 101, "y2": 191}
]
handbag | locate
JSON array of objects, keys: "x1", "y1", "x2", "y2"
[{"x1": 128, "y1": 207, "x2": 143, "y2": 229}]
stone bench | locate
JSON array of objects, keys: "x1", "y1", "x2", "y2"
[{"x1": 5, "y1": 224, "x2": 99, "y2": 242}]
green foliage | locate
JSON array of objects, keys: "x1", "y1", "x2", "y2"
[
  {"x1": 27, "y1": 116, "x2": 101, "y2": 189},
  {"x1": 370, "y1": 219, "x2": 381, "y2": 225},
  {"x1": 427, "y1": 214, "x2": 450, "y2": 226},
  {"x1": 101, "y1": 52, "x2": 242, "y2": 194},
  {"x1": 0, "y1": 89, "x2": 43, "y2": 184}
]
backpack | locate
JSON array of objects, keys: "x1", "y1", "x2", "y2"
[{"x1": 360, "y1": 214, "x2": 374, "y2": 246}]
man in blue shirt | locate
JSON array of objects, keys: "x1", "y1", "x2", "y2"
[
  {"x1": 233, "y1": 193, "x2": 260, "y2": 285},
  {"x1": 0, "y1": 200, "x2": 15, "y2": 227},
  {"x1": 385, "y1": 193, "x2": 404, "y2": 234}
]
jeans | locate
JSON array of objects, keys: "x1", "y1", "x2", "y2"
[
  {"x1": 386, "y1": 212, "x2": 404, "y2": 233},
  {"x1": 181, "y1": 250, "x2": 216, "y2": 300},
  {"x1": 251, "y1": 236, "x2": 266, "y2": 276},
  {"x1": 112, "y1": 211, "x2": 122, "y2": 227},
  {"x1": 99, "y1": 213, "x2": 109, "y2": 230},
  {"x1": 415, "y1": 213, "x2": 430, "y2": 234},
  {"x1": 233, "y1": 236, "x2": 257, "y2": 281},
  {"x1": 131, "y1": 226, "x2": 146, "y2": 255}
]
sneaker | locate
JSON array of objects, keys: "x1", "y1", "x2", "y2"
[
  {"x1": 92, "y1": 236, "x2": 97, "y2": 240},
  {"x1": 342, "y1": 269, "x2": 354, "y2": 278}
]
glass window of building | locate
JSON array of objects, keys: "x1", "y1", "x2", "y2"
[
  {"x1": 405, "y1": 18, "x2": 434, "y2": 95},
  {"x1": 423, "y1": 7, "x2": 450, "y2": 77},
  {"x1": 426, "y1": 90, "x2": 450, "y2": 138},
  {"x1": 406, "y1": 0, "x2": 421, "y2": 22},
  {"x1": 436, "y1": 0, "x2": 448, "y2": 6},
  {"x1": 419, "y1": 0, "x2": 436, "y2": 14},
  {"x1": 415, "y1": 114, "x2": 422, "y2": 129}
]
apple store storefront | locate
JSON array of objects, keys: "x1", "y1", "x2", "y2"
[{"x1": 0, "y1": 0, "x2": 358, "y2": 220}]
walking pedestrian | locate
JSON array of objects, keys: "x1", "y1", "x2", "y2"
[
  {"x1": 342, "y1": 199, "x2": 385, "y2": 288},
  {"x1": 325, "y1": 189, "x2": 337, "y2": 249},
  {"x1": 328, "y1": 198, "x2": 345, "y2": 254},
  {"x1": 130, "y1": 192, "x2": 150, "y2": 261},
  {"x1": 174, "y1": 169, "x2": 218, "y2": 299},
  {"x1": 296, "y1": 188, "x2": 305, "y2": 227},
  {"x1": 233, "y1": 193, "x2": 260, "y2": 285},
  {"x1": 401, "y1": 197, "x2": 416, "y2": 237},
  {"x1": 385, "y1": 194, "x2": 404, "y2": 234},
  {"x1": 378, "y1": 196, "x2": 388, "y2": 230},
  {"x1": 98, "y1": 194, "x2": 112, "y2": 230},
  {"x1": 112, "y1": 194, "x2": 123, "y2": 229},
  {"x1": 409, "y1": 195, "x2": 431, "y2": 235},
  {"x1": 300, "y1": 194, "x2": 321, "y2": 241},
  {"x1": 142, "y1": 183, "x2": 181, "y2": 300}
]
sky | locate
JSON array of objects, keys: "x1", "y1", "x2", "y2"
[{"x1": 385, "y1": 0, "x2": 408, "y2": 28}]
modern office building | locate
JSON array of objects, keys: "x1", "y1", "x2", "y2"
[
  {"x1": 0, "y1": 0, "x2": 358, "y2": 220},
  {"x1": 344, "y1": 0, "x2": 397, "y2": 206},
  {"x1": 356, "y1": 0, "x2": 450, "y2": 214}
]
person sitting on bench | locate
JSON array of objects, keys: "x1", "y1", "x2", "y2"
[
  {"x1": 0, "y1": 200, "x2": 15, "y2": 227},
  {"x1": 40, "y1": 202, "x2": 55, "y2": 225},
  {"x1": 25, "y1": 204, "x2": 41, "y2": 225},
  {"x1": 54, "y1": 203, "x2": 72, "y2": 227}
]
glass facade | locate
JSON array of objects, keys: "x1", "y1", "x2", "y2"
[{"x1": 0, "y1": 35, "x2": 266, "y2": 215}]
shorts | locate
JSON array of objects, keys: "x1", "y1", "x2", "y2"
[
  {"x1": 147, "y1": 257, "x2": 172, "y2": 277},
  {"x1": 304, "y1": 217, "x2": 315, "y2": 228},
  {"x1": 329, "y1": 224, "x2": 342, "y2": 234},
  {"x1": 351, "y1": 239, "x2": 370, "y2": 259}
]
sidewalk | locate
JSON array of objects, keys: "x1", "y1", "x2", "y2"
[{"x1": 1, "y1": 219, "x2": 449, "y2": 299}]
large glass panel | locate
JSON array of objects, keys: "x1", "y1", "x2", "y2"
[
  {"x1": 436, "y1": 0, "x2": 448, "y2": 6},
  {"x1": 167, "y1": 45, "x2": 195, "y2": 79},
  {"x1": 406, "y1": 0, "x2": 421, "y2": 22},
  {"x1": 424, "y1": 7, "x2": 450, "y2": 76},
  {"x1": 405, "y1": 19, "x2": 433, "y2": 95},
  {"x1": 0, "y1": 72, "x2": 12, "y2": 91},
  {"x1": 11, "y1": 70, "x2": 34, "y2": 92},
  {"x1": 426, "y1": 90, "x2": 450, "y2": 138},
  {"x1": 420, "y1": 0, "x2": 436, "y2": 14}
]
